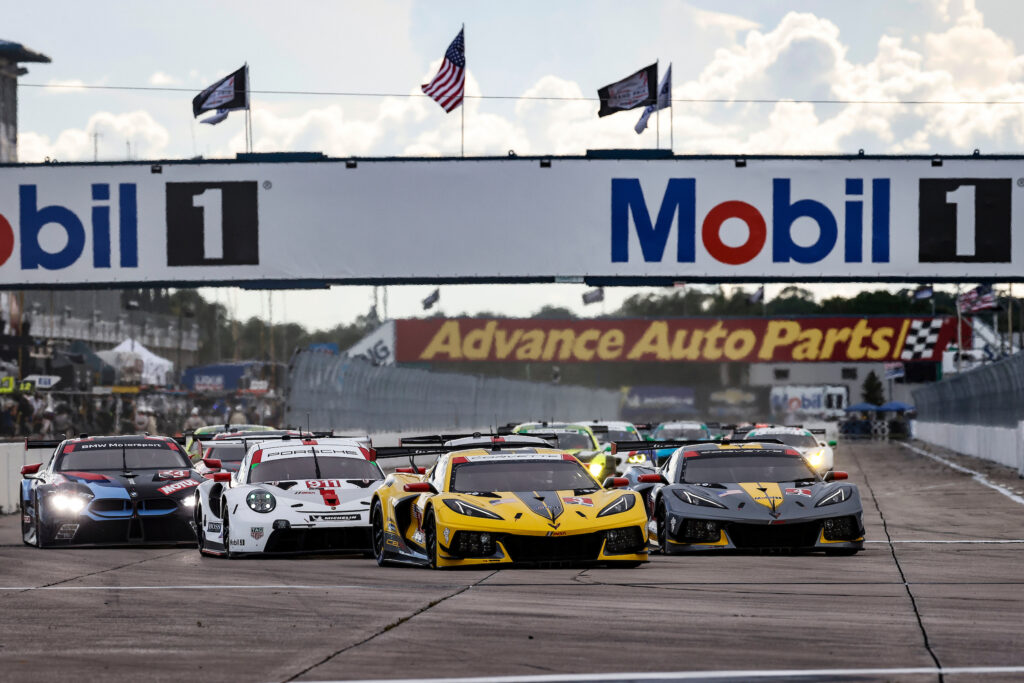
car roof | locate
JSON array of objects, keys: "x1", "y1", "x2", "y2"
[
  {"x1": 658, "y1": 421, "x2": 707, "y2": 429},
  {"x1": 254, "y1": 437, "x2": 369, "y2": 459},
  {"x1": 447, "y1": 447, "x2": 573, "y2": 460},
  {"x1": 747, "y1": 426, "x2": 812, "y2": 436},
  {"x1": 444, "y1": 434, "x2": 552, "y2": 448}
]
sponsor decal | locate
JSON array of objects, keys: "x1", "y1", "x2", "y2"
[
  {"x1": 230, "y1": 538, "x2": 245, "y2": 546},
  {"x1": 250, "y1": 526, "x2": 264, "y2": 541},
  {"x1": 739, "y1": 482, "x2": 784, "y2": 509},
  {"x1": 316, "y1": 514, "x2": 360, "y2": 521},
  {"x1": 396, "y1": 317, "x2": 964, "y2": 364},
  {"x1": 546, "y1": 531, "x2": 568, "y2": 537},
  {"x1": 443, "y1": 527, "x2": 450, "y2": 544},
  {"x1": 55, "y1": 524, "x2": 80, "y2": 539},
  {"x1": 786, "y1": 488, "x2": 813, "y2": 497},
  {"x1": 207, "y1": 522, "x2": 222, "y2": 533},
  {"x1": 562, "y1": 496, "x2": 594, "y2": 507},
  {"x1": 166, "y1": 182, "x2": 259, "y2": 266},
  {"x1": 717, "y1": 490, "x2": 744, "y2": 497},
  {"x1": 918, "y1": 179, "x2": 1010, "y2": 263},
  {"x1": 157, "y1": 469, "x2": 192, "y2": 480},
  {"x1": 305, "y1": 480, "x2": 346, "y2": 488},
  {"x1": 488, "y1": 498, "x2": 517, "y2": 505},
  {"x1": 157, "y1": 478, "x2": 200, "y2": 496}
]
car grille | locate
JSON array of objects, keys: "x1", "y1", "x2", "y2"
[
  {"x1": 138, "y1": 498, "x2": 177, "y2": 515},
  {"x1": 499, "y1": 532, "x2": 604, "y2": 565},
  {"x1": 263, "y1": 527, "x2": 372, "y2": 554},
  {"x1": 725, "y1": 521, "x2": 821, "y2": 549}
]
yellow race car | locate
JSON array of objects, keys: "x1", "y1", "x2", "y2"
[{"x1": 370, "y1": 439, "x2": 648, "y2": 569}]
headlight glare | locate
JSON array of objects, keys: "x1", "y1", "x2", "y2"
[
  {"x1": 597, "y1": 494, "x2": 636, "y2": 517},
  {"x1": 627, "y1": 453, "x2": 646, "y2": 464},
  {"x1": 442, "y1": 498, "x2": 502, "y2": 519},
  {"x1": 672, "y1": 488, "x2": 727, "y2": 509},
  {"x1": 246, "y1": 489, "x2": 276, "y2": 513},
  {"x1": 806, "y1": 450, "x2": 825, "y2": 467},
  {"x1": 588, "y1": 462, "x2": 604, "y2": 477},
  {"x1": 815, "y1": 486, "x2": 851, "y2": 507},
  {"x1": 50, "y1": 493, "x2": 88, "y2": 513}
]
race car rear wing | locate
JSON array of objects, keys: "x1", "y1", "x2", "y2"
[
  {"x1": 610, "y1": 438, "x2": 784, "y2": 454},
  {"x1": 25, "y1": 439, "x2": 62, "y2": 450},
  {"x1": 808, "y1": 428, "x2": 828, "y2": 435},
  {"x1": 399, "y1": 432, "x2": 557, "y2": 448}
]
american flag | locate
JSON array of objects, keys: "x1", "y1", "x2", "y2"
[
  {"x1": 422, "y1": 28, "x2": 465, "y2": 113},
  {"x1": 958, "y1": 284, "x2": 998, "y2": 314}
]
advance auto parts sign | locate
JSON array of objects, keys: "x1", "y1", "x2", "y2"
[{"x1": 395, "y1": 317, "x2": 964, "y2": 363}]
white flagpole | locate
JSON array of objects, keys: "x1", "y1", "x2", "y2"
[
  {"x1": 244, "y1": 62, "x2": 253, "y2": 153},
  {"x1": 655, "y1": 59, "x2": 660, "y2": 150},
  {"x1": 461, "y1": 24, "x2": 465, "y2": 158},
  {"x1": 669, "y1": 63, "x2": 674, "y2": 152}
]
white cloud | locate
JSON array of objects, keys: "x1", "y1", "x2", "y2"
[
  {"x1": 693, "y1": 8, "x2": 759, "y2": 37},
  {"x1": 148, "y1": 71, "x2": 180, "y2": 86},
  {"x1": 19, "y1": 111, "x2": 169, "y2": 162}
]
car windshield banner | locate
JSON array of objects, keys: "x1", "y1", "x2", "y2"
[
  {"x1": 0, "y1": 156, "x2": 1022, "y2": 287},
  {"x1": 394, "y1": 316, "x2": 967, "y2": 363}
]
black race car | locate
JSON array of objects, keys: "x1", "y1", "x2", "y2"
[{"x1": 20, "y1": 435, "x2": 201, "y2": 547}]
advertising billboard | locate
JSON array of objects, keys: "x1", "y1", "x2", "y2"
[
  {"x1": 394, "y1": 316, "x2": 964, "y2": 363},
  {"x1": 0, "y1": 155, "x2": 1021, "y2": 287}
]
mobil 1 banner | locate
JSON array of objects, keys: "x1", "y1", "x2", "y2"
[{"x1": 0, "y1": 156, "x2": 1021, "y2": 287}]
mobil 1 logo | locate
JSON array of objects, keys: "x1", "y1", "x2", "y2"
[
  {"x1": 166, "y1": 182, "x2": 259, "y2": 266},
  {"x1": 918, "y1": 178, "x2": 1010, "y2": 262}
]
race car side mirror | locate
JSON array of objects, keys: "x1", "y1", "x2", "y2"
[
  {"x1": 828, "y1": 440, "x2": 837, "y2": 447},
  {"x1": 603, "y1": 477, "x2": 629, "y2": 489},
  {"x1": 819, "y1": 441, "x2": 827, "y2": 447},
  {"x1": 202, "y1": 458, "x2": 222, "y2": 470},
  {"x1": 403, "y1": 482, "x2": 436, "y2": 493},
  {"x1": 396, "y1": 466, "x2": 427, "y2": 474},
  {"x1": 825, "y1": 471, "x2": 848, "y2": 481},
  {"x1": 211, "y1": 472, "x2": 232, "y2": 482},
  {"x1": 637, "y1": 473, "x2": 666, "y2": 484},
  {"x1": 21, "y1": 463, "x2": 42, "y2": 478}
]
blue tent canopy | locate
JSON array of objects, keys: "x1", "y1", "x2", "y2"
[
  {"x1": 878, "y1": 401, "x2": 915, "y2": 412},
  {"x1": 845, "y1": 402, "x2": 882, "y2": 412}
]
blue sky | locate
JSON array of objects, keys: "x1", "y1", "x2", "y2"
[{"x1": 6, "y1": 0, "x2": 1024, "y2": 328}]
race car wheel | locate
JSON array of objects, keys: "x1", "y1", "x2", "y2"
[
  {"x1": 221, "y1": 502, "x2": 236, "y2": 559},
  {"x1": 424, "y1": 509, "x2": 438, "y2": 569},
  {"x1": 193, "y1": 496, "x2": 205, "y2": 551},
  {"x1": 656, "y1": 503, "x2": 669, "y2": 554},
  {"x1": 371, "y1": 499, "x2": 390, "y2": 567},
  {"x1": 21, "y1": 497, "x2": 36, "y2": 547}
]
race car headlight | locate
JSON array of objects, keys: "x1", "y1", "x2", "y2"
[
  {"x1": 627, "y1": 453, "x2": 646, "y2": 464},
  {"x1": 442, "y1": 498, "x2": 502, "y2": 519},
  {"x1": 246, "y1": 489, "x2": 276, "y2": 513},
  {"x1": 672, "y1": 489, "x2": 727, "y2": 509},
  {"x1": 50, "y1": 493, "x2": 88, "y2": 513},
  {"x1": 805, "y1": 449, "x2": 825, "y2": 468},
  {"x1": 815, "y1": 486, "x2": 852, "y2": 507},
  {"x1": 588, "y1": 462, "x2": 604, "y2": 477},
  {"x1": 597, "y1": 494, "x2": 636, "y2": 517},
  {"x1": 182, "y1": 496, "x2": 196, "y2": 508}
]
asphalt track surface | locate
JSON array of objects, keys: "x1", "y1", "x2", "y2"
[{"x1": 2, "y1": 441, "x2": 1024, "y2": 683}]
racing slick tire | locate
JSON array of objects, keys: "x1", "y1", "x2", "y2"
[
  {"x1": 194, "y1": 495, "x2": 209, "y2": 554},
  {"x1": 21, "y1": 496, "x2": 40, "y2": 547},
  {"x1": 424, "y1": 509, "x2": 439, "y2": 569},
  {"x1": 371, "y1": 499, "x2": 393, "y2": 567},
  {"x1": 656, "y1": 502, "x2": 669, "y2": 555},
  {"x1": 221, "y1": 499, "x2": 237, "y2": 559}
]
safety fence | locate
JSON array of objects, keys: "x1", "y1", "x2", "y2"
[
  {"x1": 912, "y1": 351, "x2": 1024, "y2": 476},
  {"x1": 0, "y1": 441, "x2": 43, "y2": 515},
  {"x1": 285, "y1": 351, "x2": 622, "y2": 433},
  {"x1": 913, "y1": 352, "x2": 1024, "y2": 427}
]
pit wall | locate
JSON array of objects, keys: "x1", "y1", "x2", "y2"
[
  {"x1": 912, "y1": 421, "x2": 1024, "y2": 476},
  {"x1": 0, "y1": 442, "x2": 44, "y2": 515}
]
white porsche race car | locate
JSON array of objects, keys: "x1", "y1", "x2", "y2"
[
  {"x1": 194, "y1": 436, "x2": 384, "y2": 557},
  {"x1": 744, "y1": 426, "x2": 835, "y2": 474}
]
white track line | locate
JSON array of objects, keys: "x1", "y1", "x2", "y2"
[
  {"x1": 900, "y1": 442, "x2": 1024, "y2": 506},
  {"x1": 864, "y1": 539, "x2": 1024, "y2": 544},
  {"x1": 310, "y1": 664, "x2": 1024, "y2": 682}
]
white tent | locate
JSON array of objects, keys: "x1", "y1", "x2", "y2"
[{"x1": 109, "y1": 339, "x2": 175, "y2": 385}]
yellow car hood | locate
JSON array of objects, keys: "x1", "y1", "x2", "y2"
[{"x1": 445, "y1": 488, "x2": 635, "y2": 531}]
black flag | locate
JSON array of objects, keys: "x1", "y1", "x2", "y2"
[
  {"x1": 597, "y1": 63, "x2": 657, "y2": 117},
  {"x1": 422, "y1": 288, "x2": 440, "y2": 310},
  {"x1": 193, "y1": 65, "x2": 249, "y2": 124}
]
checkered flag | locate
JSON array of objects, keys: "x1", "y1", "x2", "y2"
[{"x1": 900, "y1": 319, "x2": 945, "y2": 360}]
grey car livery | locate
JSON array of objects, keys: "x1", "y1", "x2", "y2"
[{"x1": 620, "y1": 440, "x2": 864, "y2": 554}]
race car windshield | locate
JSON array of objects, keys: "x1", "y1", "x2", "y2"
[
  {"x1": 451, "y1": 460, "x2": 596, "y2": 493},
  {"x1": 752, "y1": 433, "x2": 819, "y2": 449},
  {"x1": 681, "y1": 455, "x2": 817, "y2": 484},
  {"x1": 59, "y1": 447, "x2": 190, "y2": 471},
  {"x1": 655, "y1": 427, "x2": 709, "y2": 440},
  {"x1": 602, "y1": 429, "x2": 636, "y2": 442},
  {"x1": 547, "y1": 432, "x2": 593, "y2": 450},
  {"x1": 249, "y1": 456, "x2": 382, "y2": 483},
  {"x1": 206, "y1": 444, "x2": 246, "y2": 462}
]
